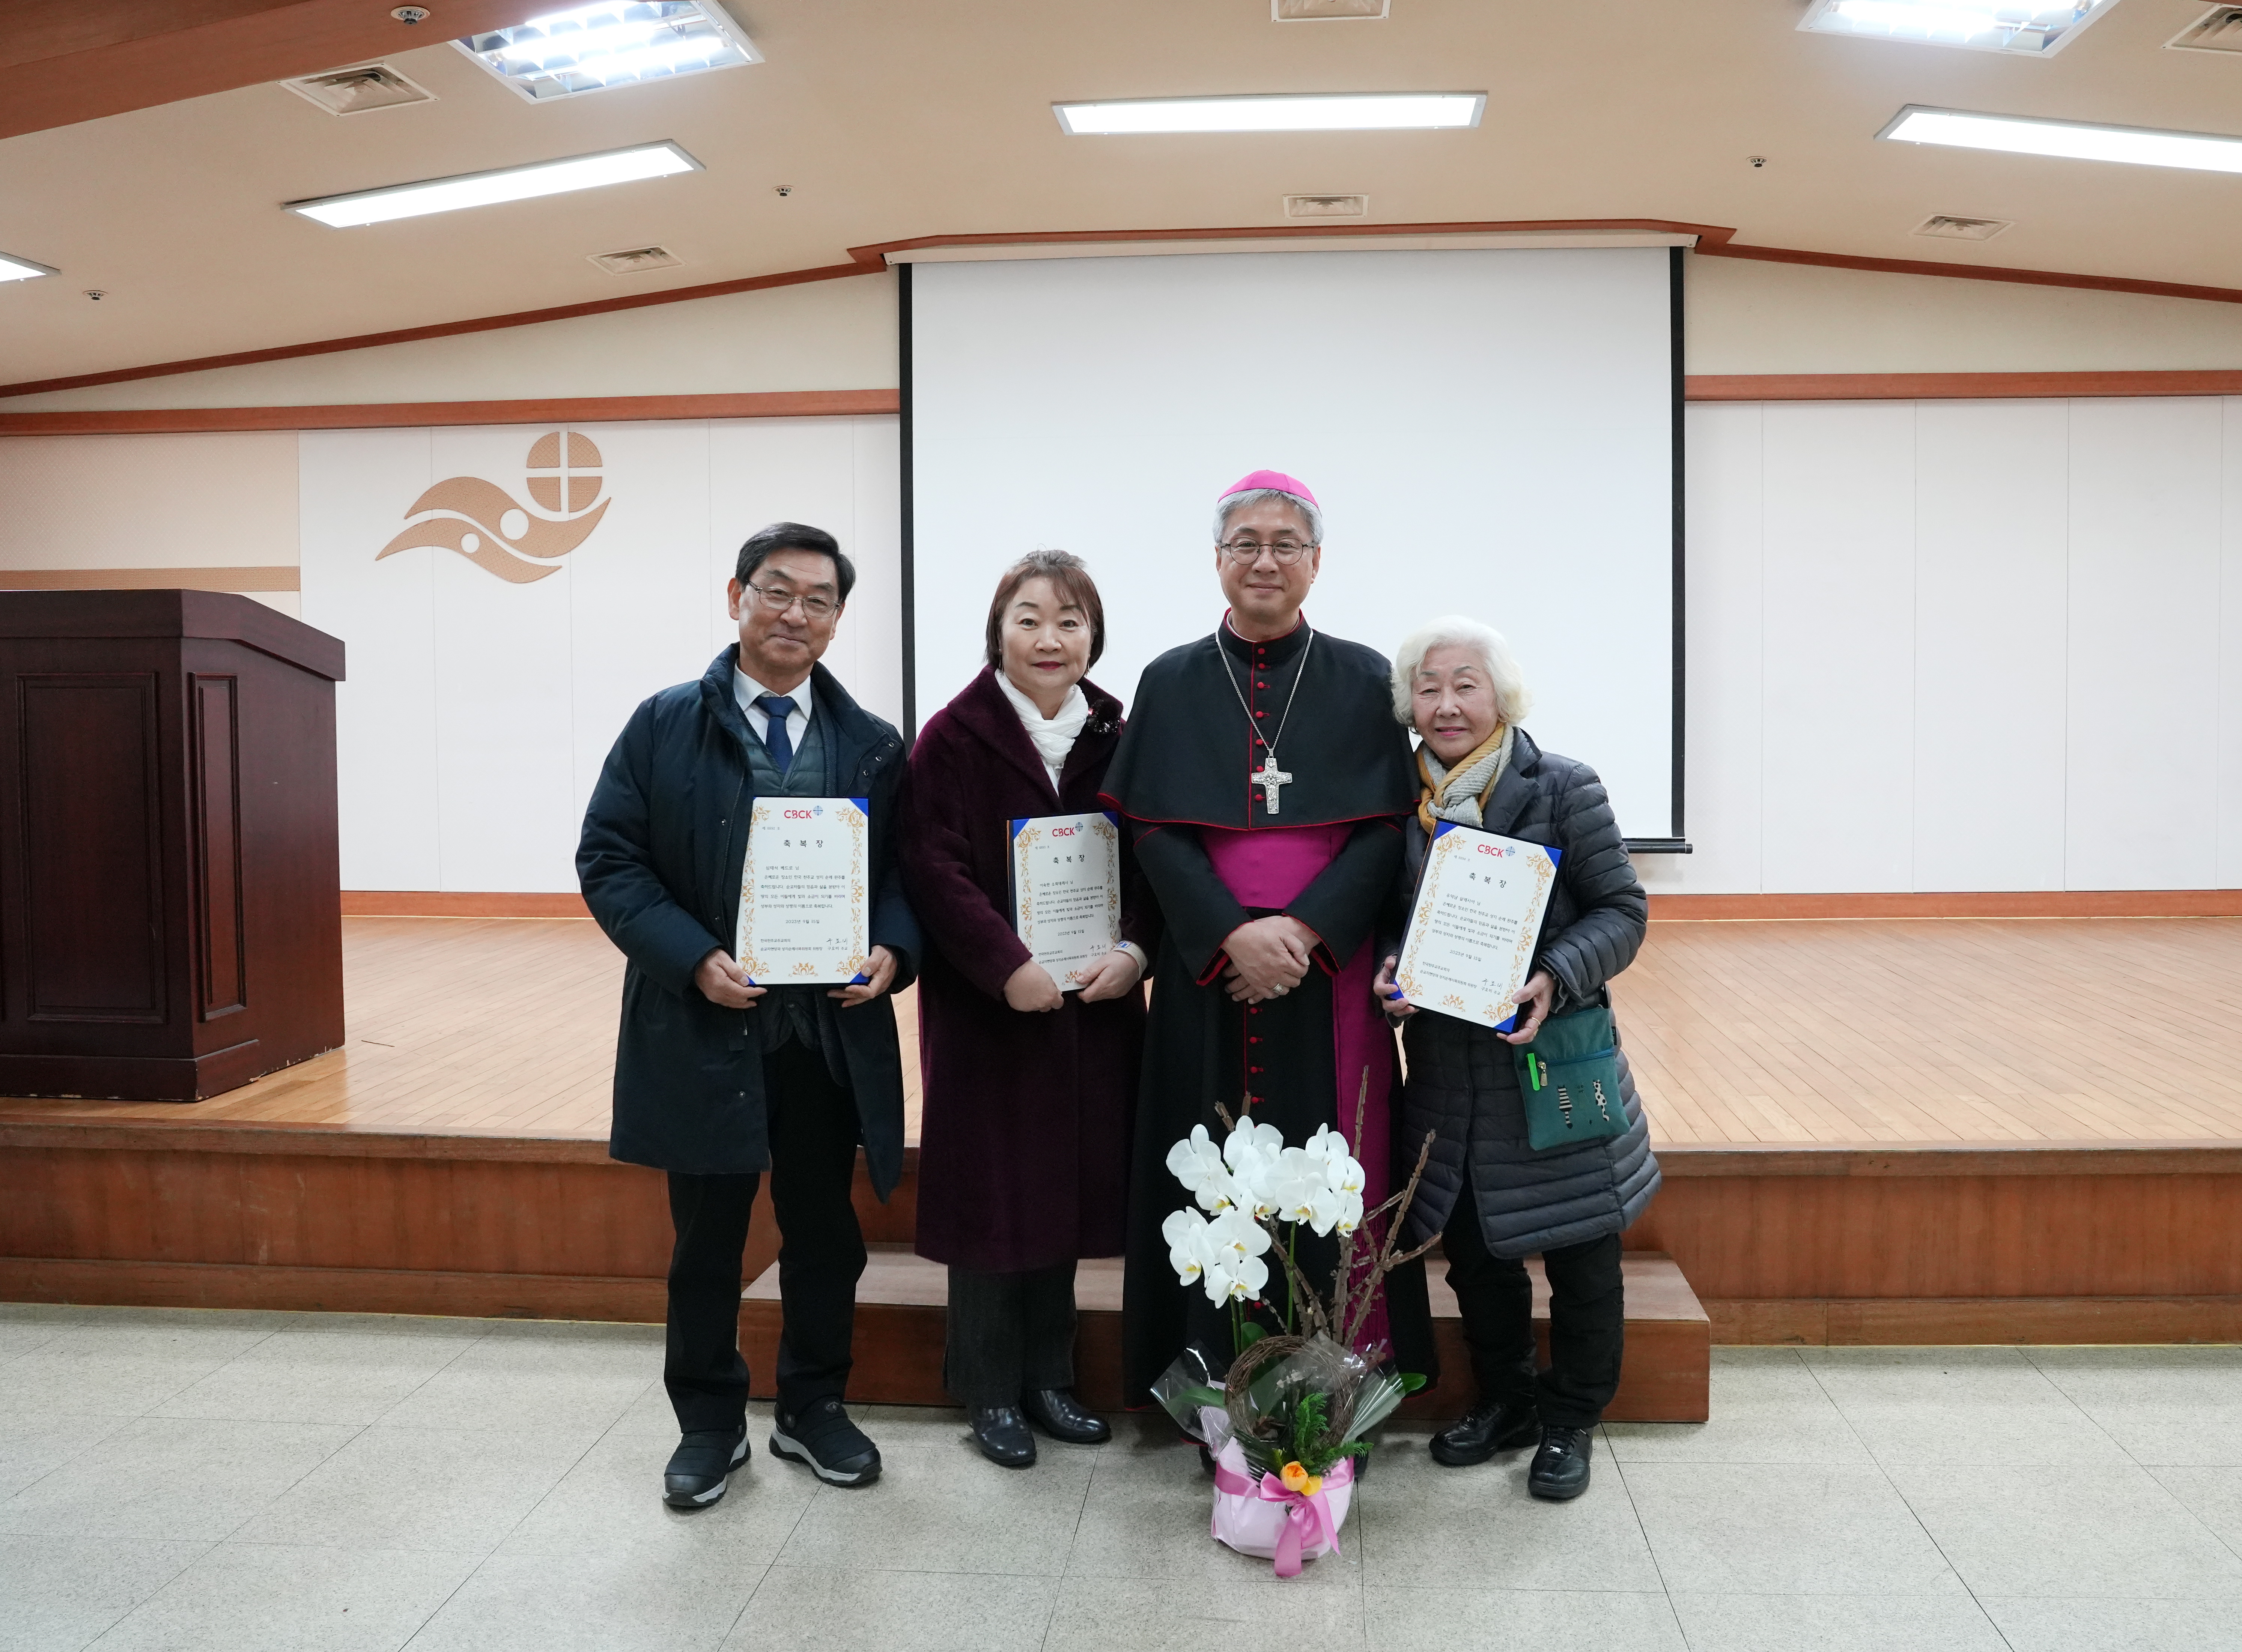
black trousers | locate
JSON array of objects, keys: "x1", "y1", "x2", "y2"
[
  {"x1": 1442, "y1": 1184, "x2": 1626, "y2": 1430},
  {"x1": 663, "y1": 1040, "x2": 867, "y2": 1433},
  {"x1": 943, "y1": 1261, "x2": 1078, "y2": 1408}
]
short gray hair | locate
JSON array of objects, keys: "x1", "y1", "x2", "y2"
[
  {"x1": 1390, "y1": 616, "x2": 1533, "y2": 727},
  {"x1": 1212, "y1": 487, "x2": 1323, "y2": 547}
]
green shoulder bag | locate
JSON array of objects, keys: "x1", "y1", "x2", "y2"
[{"x1": 1511, "y1": 1005, "x2": 1628, "y2": 1152}]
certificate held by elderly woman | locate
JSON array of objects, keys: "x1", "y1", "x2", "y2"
[
  {"x1": 1396, "y1": 824, "x2": 1562, "y2": 1031},
  {"x1": 735, "y1": 797, "x2": 871, "y2": 985},
  {"x1": 1008, "y1": 811, "x2": 1122, "y2": 991}
]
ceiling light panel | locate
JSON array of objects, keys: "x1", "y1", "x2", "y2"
[
  {"x1": 1800, "y1": 0, "x2": 2119, "y2": 55},
  {"x1": 1880, "y1": 105, "x2": 2242, "y2": 174},
  {"x1": 287, "y1": 141, "x2": 702, "y2": 227},
  {"x1": 1054, "y1": 93, "x2": 1484, "y2": 135},
  {"x1": 0, "y1": 251, "x2": 58, "y2": 282},
  {"x1": 456, "y1": 1, "x2": 760, "y2": 102}
]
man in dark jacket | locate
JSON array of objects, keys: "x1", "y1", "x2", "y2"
[{"x1": 578, "y1": 521, "x2": 919, "y2": 1510}]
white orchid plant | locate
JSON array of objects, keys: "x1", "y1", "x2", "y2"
[{"x1": 1161, "y1": 1119, "x2": 1367, "y2": 1309}]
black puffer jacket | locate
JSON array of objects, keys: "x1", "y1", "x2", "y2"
[{"x1": 1384, "y1": 729, "x2": 1660, "y2": 1258}]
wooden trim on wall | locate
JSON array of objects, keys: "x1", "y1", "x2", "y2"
[
  {"x1": 1649, "y1": 890, "x2": 2242, "y2": 920},
  {"x1": 1708, "y1": 1295, "x2": 2242, "y2": 1346},
  {"x1": 0, "y1": 567, "x2": 299, "y2": 592},
  {"x1": 1685, "y1": 370, "x2": 2242, "y2": 402},
  {"x1": 16, "y1": 215, "x2": 2242, "y2": 406},
  {"x1": 342, "y1": 891, "x2": 592, "y2": 919},
  {"x1": 0, "y1": 390, "x2": 901, "y2": 437}
]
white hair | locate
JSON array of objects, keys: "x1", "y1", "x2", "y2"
[
  {"x1": 1212, "y1": 487, "x2": 1323, "y2": 547},
  {"x1": 1390, "y1": 616, "x2": 1533, "y2": 728}
]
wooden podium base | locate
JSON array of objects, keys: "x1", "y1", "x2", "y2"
[
  {"x1": 0, "y1": 1037, "x2": 336, "y2": 1103},
  {"x1": 740, "y1": 1246, "x2": 1711, "y2": 1422}
]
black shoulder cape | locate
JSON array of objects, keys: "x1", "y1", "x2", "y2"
[{"x1": 1099, "y1": 619, "x2": 1416, "y2": 830}]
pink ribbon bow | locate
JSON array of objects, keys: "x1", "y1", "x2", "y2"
[{"x1": 1212, "y1": 1455, "x2": 1355, "y2": 1577}]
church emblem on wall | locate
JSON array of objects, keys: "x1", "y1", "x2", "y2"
[{"x1": 376, "y1": 430, "x2": 610, "y2": 583}]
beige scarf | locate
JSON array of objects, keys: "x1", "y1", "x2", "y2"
[{"x1": 1415, "y1": 723, "x2": 1514, "y2": 837}]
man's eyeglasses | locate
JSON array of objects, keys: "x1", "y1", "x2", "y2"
[
  {"x1": 743, "y1": 582, "x2": 839, "y2": 621},
  {"x1": 1218, "y1": 538, "x2": 1315, "y2": 565}
]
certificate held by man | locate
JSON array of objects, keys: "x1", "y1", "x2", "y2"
[
  {"x1": 736, "y1": 795, "x2": 871, "y2": 985},
  {"x1": 1395, "y1": 823, "x2": 1562, "y2": 1030},
  {"x1": 1008, "y1": 811, "x2": 1122, "y2": 990}
]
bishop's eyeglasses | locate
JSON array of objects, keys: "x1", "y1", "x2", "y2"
[
  {"x1": 742, "y1": 582, "x2": 839, "y2": 621},
  {"x1": 1217, "y1": 537, "x2": 1316, "y2": 565}
]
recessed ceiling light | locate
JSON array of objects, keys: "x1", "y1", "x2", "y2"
[
  {"x1": 456, "y1": 0, "x2": 759, "y2": 102},
  {"x1": 0, "y1": 251, "x2": 58, "y2": 281},
  {"x1": 1054, "y1": 92, "x2": 1484, "y2": 135},
  {"x1": 286, "y1": 141, "x2": 702, "y2": 227},
  {"x1": 1880, "y1": 105, "x2": 2242, "y2": 174},
  {"x1": 1800, "y1": 0, "x2": 2118, "y2": 55}
]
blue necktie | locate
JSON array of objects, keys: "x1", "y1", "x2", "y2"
[{"x1": 755, "y1": 693, "x2": 797, "y2": 773}]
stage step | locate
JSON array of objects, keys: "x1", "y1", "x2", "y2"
[{"x1": 741, "y1": 1246, "x2": 1709, "y2": 1422}]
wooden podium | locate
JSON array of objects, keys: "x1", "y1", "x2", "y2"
[{"x1": 0, "y1": 591, "x2": 345, "y2": 1101}]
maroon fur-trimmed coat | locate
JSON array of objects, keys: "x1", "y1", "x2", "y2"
[{"x1": 901, "y1": 667, "x2": 1159, "y2": 1275}]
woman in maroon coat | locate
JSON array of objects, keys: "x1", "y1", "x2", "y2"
[{"x1": 902, "y1": 551, "x2": 1156, "y2": 1469}]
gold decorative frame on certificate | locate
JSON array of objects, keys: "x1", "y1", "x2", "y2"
[
  {"x1": 1012, "y1": 813, "x2": 1122, "y2": 986},
  {"x1": 1395, "y1": 828, "x2": 1558, "y2": 1028},
  {"x1": 735, "y1": 798, "x2": 870, "y2": 982}
]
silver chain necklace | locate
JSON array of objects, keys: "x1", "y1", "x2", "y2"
[{"x1": 1216, "y1": 625, "x2": 1312, "y2": 815}]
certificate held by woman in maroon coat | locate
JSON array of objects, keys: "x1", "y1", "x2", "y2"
[{"x1": 1098, "y1": 472, "x2": 1425, "y2": 1402}]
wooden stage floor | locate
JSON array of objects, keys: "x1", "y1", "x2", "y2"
[{"x1": 0, "y1": 914, "x2": 2236, "y2": 1148}]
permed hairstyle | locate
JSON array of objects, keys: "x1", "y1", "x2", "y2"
[
  {"x1": 983, "y1": 549, "x2": 1106, "y2": 670},
  {"x1": 1211, "y1": 487, "x2": 1323, "y2": 548},
  {"x1": 1390, "y1": 616, "x2": 1534, "y2": 728},
  {"x1": 734, "y1": 521, "x2": 857, "y2": 603}
]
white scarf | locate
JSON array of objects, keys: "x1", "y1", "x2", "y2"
[
  {"x1": 996, "y1": 670, "x2": 1091, "y2": 791},
  {"x1": 1420, "y1": 724, "x2": 1515, "y2": 828}
]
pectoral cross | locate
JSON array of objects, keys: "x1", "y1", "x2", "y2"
[{"x1": 1254, "y1": 751, "x2": 1293, "y2": 815}]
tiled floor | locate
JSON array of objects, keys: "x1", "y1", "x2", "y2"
[{"x1": 6, "y1": 1308, "x2": 2242, "y2": 1652}]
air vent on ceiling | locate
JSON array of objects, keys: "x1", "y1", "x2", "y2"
[
  {"x1": 1285, "y1": 194, "x2": 1370, "y2": 218},
  {"x1": 1274, "y1": 0, "x2": 1389, "y2": 17},
  {"x1": 590, "y1": 246, "x2": 683, "y2": 275},
  {"x1": 1913, "y1": 214, "x2": 2012, "y2": 242},
  {"x1": 282, "y1": 63, "x2": 435, "y2": 115},
  {"x1": 2169, "y1": 5, "x2": 2242, "y2": 51}
]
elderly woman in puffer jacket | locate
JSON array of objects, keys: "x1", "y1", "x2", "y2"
[{"x1": 1371, "y1": 616, "x2": 1659, "y2": 1503}]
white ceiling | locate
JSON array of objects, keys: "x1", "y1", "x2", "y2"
[{"x1": 4, "y1": 0, "x2": 2241, "y2": 388}]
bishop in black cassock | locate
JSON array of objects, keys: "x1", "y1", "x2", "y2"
[{"x1": 1101, "y1": 470, "x2": 1425, "y2": 1401}]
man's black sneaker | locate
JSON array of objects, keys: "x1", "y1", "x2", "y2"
[
  {"x1": 1528, "y1": 1424, "x2": 1594, "y2": 1500},
  {"x1": 662, "y1": 1426, "x2": 748, "y2": 1509},
  {"x1": 769, "y1": 1397, "x2": 883, "y2": 1487},
  {"x1": 1429, "y1": 1398, "x2": 1541, "y2": 1468}
]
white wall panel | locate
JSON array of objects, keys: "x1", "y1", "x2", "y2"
[
  {"x1": 2220, "y1": 401, "x2": 2242, "y2": 890},
  {"x1": 707, "y1": 416, "x2": 861, "y2": 682},
  {"x1": 1758, "y1": 402, "x2": 1918, "y2": 892},
  {"x1": 565, "y1": 421, "x2": 714, "y2": 827},
  {"x1": 1644, "y1": 402, "x2": 1764, "y2": 896},
  {"x1": 847, "y1": 416, "x2": 906, "y2": 731},
  {"x1": 1912, "y1": 401, "x2": 2070, "y2": 891},
  {"x1": 2064, "y1": 399, "x2": 2223, "y2": 890},
  {"x1": 0, "y1": 432, "x2": 299, "y2": 570},
  {"x1": 299, "y1": 427, "x2": 440, "y2": 891}
]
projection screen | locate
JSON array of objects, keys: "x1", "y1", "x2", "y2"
[{"x1": 903, "y1": 245, "x2": 1685, "y2": 846}]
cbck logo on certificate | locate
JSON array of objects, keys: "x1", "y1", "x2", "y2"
[
  {"x1": 736, "y1": 797, "x2": 871, "y2": 985},
  {"x1": 1008, "y1": 811, "x2": 1122, "y2": 990},
  {"x1": 1395, "y1": 823, "x2": 1562, "y2": 1031}
]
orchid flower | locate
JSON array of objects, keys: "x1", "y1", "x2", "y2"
[
  {"x1": 1162, "y1": 1208, "x2": 1215, "y2": 1289},
  {"x1": 1205, "y1": 1249, "x2": 1269, "y2": 1304},
  {"x1": 1165, "y1": 1125, "x2": 1239, "y2": 1213},
  {"x1": 1223, "y1": 1117, "x2": 1286, "y2": 1217}
]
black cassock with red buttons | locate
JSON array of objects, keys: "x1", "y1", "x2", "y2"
[{"x1": 1099, "y1": 613, "x2": 1424, "y2": 1401}]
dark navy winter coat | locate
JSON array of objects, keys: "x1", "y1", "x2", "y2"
[{"x1": 576, "y1": 646, "x2": 921, "y2": 1192}]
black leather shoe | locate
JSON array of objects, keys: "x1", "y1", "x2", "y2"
[
  {"x1": 769, "y1": 1397, "x2": 882, "y2": 1488},
  {"x1": 662, "y1": 1426, "x2": 748, "y2": 1509},
  {"x1": 1428, "y1": 1398, "x2": 1540, "y2": 1468},
  {"x1": 968, "y1": 1405, "x2": 1037, "y2": 1467},
  {"x1": 1021, "y1": 1387, "x2": 1111, "y2": 1445},
  {"x1": 1528, "y1": 1424, "x2": 1593, "y2": 1500}
]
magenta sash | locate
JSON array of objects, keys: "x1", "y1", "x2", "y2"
[{"x1": 1203, "y1": 826, "x2": 1394, "y2": 1353}]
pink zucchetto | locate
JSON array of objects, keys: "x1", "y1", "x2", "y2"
[{"x1": 1219, "y1": 470, "x2": 1318, "y2": 507}]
